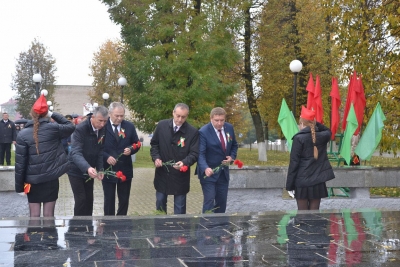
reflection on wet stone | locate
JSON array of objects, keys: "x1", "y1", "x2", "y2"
[{"x1": 3, "y1": 209, "x2": 400, "y2": 265}]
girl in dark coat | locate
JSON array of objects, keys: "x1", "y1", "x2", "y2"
[
  {"x1": 15, "y1": 95, "x2": 75, "y2": 217},
  {"x1": 286, "y1": 106, "x2": 335, "y2": 210}
]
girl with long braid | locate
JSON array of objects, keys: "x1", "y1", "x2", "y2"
[
  {"x1": 286, "y1": 106, "x2": 335, "y2": 210},
  {"x1": 15, "y1": 94, "x2": 75, "y2": 217}
]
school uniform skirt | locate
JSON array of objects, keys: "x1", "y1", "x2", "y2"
[
  {"x1": 27, "y1": 179, "x2": 59, "y2": 203},
  {"x1": 295, "y1": 182, "x2": 328, "y2": 199}
]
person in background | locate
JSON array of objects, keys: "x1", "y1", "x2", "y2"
[
  {"x1": 15, "y1": 124, "x2": 21, "y2": 135},
  {"x1": 67, "y1": 106, "x2": 108, "y2": 216},
  {"x1": 150, "y1": 103, "x2": 199, "y2": 214},
  {"x1": 0, "y1": 112, "x2": 17, "y2": 166},
  {"x1": 286, "y1": 106, "x2": 335, "y2": 210},
  {"x1": 102, "y1": 102, "x2": 140, "y2": 216},
  {"x1": 197, "y1": 107, "x2": 238, "y2": 213},
  {"x1": 61, "y1": 115, "x2": 73, "y2": 155},
  {"x1": 14, "y1": 94, "x2": 75, "y2": 217}
]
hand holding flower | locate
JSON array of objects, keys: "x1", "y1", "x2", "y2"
[
  {"x1": 88, "y1": 167, "x2": 98, "y2": 179},
  {"x1": 204, "y1": 167, "x2": 214, "y2": 177},
  {"x1": 123, "y1": 147, "x2": 131, "y2": 156},
  {"x1": 96, "y1": 172, "x2": 104, "y2": 180},
  {"x1": 173, "y1": 161, "x2": 184, "y2": 170},
  {"x1": 107, "y1": 156, "x2": 117, "y2": 166},
  {"x1": 222, "y1": 156, "x2": 233, "y2": 164},
  {"x1": 154, "y1": 158, "x2": 163, "y2": 168}
]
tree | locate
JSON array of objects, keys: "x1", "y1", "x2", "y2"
[
  {"x1": 327, "y1": 0, "x2": 400, "y2": 153},
  {"x1": 11, "y1": 39, "x2": 57, "y2": 118},
  {"x1": 101, "y1": 0, "x2": 241, "y2": 133},
  {"x1": 258, "y1": 0, "x2": 339, "y2": 133},
  {"x1": 89, "y1": 39, "x2": 125, "y2": 105},
  {"x1": 239, "y1": 1, "x2": 268, "y2": 161}
]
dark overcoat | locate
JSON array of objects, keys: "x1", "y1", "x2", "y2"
[{"x1": 150, "y1": 119, "x2": 199, "y2": 195}]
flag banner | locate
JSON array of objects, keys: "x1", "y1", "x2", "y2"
[
  {"x1": 278, "y1": 98, "x2": 299, "y2": 151},
  {"x1": 355, "y1": 102, "x2": 386, "y2": 160},
  {"x1": 306, "y1": 73, "x2": 315, "y2": 110},
  {"x1": 330, "y1": 77, "x2": 341, "y2": 140},
  {"x1": 340, "y1": 104, "x2": 358, "y2": 165},
  {"x1": 314, "y1": 75, "x2": 323, "y2": 123}
]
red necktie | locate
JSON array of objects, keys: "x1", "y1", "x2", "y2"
[{"x1": 218, "y1": 130, "x2": 226, "y2": 152}]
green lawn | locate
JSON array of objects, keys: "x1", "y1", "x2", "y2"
[{"x1": 134, "y1": 146, "x2": 400, "y2": 168}]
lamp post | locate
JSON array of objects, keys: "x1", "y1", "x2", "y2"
[
  {"x1": 289, "y1": 60, "x2": 303, "y2": 118},
  {"x1": 102, "y1": 93, "x2": 110, "y2": 107},
  {"x1": 33, "y1": 73, "x2": 42, "y2": 99},
  {"x1": 118, "y1": 77, "x2": 127, "y2": 104}
]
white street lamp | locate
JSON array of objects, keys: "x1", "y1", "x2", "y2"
[
  {"x1": 47, "y1": 100, "x2": 52, "y2": 106},
  {"x1": 102, "y1": 93, "x2": 110, "y2": 106},
  {"x1": 289, "y1": 60, "x2": 303, "y2": 118},
  {"x1": 33, "y1": 73, "x2": 42, "y2": 99},
  {"x1": 118, "y1": 77, "x2": 127, "y2": 104}
]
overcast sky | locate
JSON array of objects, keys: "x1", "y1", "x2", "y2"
[{"x1": 0, "y1": 0, "x2": 121, "y2": 104}]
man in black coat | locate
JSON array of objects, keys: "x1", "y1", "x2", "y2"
[
  {"x1": 102, "y1": 102, "x2": 140, "y2": 216},
  {"x1": 150, "y1": 103, "x2": 199, "y2": 214},
  {"x1": 0, "y1": 112, "x2": 16, "y2": 166},
  {"x1": 67, "y1": 106, "x2": 108, "y2": 216}
]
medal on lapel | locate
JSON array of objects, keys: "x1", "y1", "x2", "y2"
[{"x1": 177, "y1": 137, "x2": 185, "y2": 147}]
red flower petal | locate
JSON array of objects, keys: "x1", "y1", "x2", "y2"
[{"x1": 180, "y1": 165, "x2": 188, "y2": 172}]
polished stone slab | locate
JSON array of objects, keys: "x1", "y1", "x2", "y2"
[{"x1": 1, "y1": 209, "x2": 400, "y2": 266}]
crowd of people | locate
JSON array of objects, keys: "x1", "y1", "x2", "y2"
[{"x1": 7, "y1": 94, "x2": 334, "y2": 218}]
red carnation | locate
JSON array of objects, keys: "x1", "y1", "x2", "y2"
[
  {"x1": 234, "y1": 159, "x2": 244, "y2": 169},
  {"x1": 116, "y1": 171, "x2": 124, "y2": 178},
  {"x1": 132, "y1": 141, "x2": 142, "y2": 150},
  {"x1": 180, "y1": 165, "x2": 188, "y2": 172},
  {"x1": 120, "y1": 175, "x2": 127, "y2": 182}
]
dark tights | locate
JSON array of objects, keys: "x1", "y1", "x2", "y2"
[
  {"x1": 29, "y1": 201, "x2": 56, "y2": 217},
  {"x1": 296, "y1": 199, "x2": 321, "y2": 210}
]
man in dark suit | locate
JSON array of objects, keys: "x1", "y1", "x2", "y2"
[
  {"x1": 102, "y1": 102, "x2": 140, "y2": 216},
  {"x1": 150, "y1": 103, "x2": 199, "y2": 214},
  {"x1": 197, "y1": 107, "x2": 238, "y2": 213},
  {"x1": 0, "y1": 112, "x2": 16, "y2": 166},
  {"x1": 67, "y1": 106, "x2": 108, "y2": 216}
]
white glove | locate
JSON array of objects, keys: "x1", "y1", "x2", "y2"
[
  {"x1": 288, "y1": 190, "x2": 295, "y2": 198},
  {"x1": 46, "y1": 111, "x2": 53, "y2": 118}
]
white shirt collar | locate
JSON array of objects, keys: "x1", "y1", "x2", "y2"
[
  {"x1": 110, "y1": 119, "x2": 120, "y2": 130},
  {"x1": 173, "y1": 122, "x2": 180, "y2": 131}
]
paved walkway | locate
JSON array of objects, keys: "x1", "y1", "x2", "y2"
[{"x1": 56, "y1": 168, "x2": 203, "y2": 216}]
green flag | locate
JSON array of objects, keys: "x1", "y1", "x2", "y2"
[
  {"x1": 355, "y1": 102, "x2": 386, "y2": 160},
  {"x1": 277, "y1": 99, "x2": 299, "y2": 151},
  {"x1": 340, "y1": 104, "x2": 358, "y2": 165}
]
